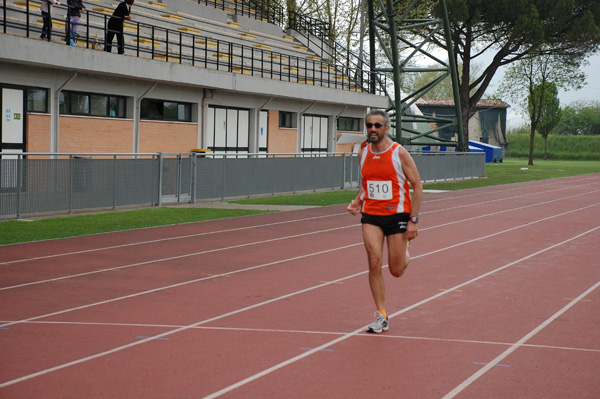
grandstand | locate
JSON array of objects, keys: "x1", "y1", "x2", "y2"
[{"x1": 0, "y1": 0, "x2": 388, "y2": 155}]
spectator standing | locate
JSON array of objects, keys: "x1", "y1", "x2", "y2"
[
  {"x1": 40, "y1": 0, "x2": 60, "y2": 42},
  {"x1": 105, "y1": 0, "x2": 134, "y2": 54},
  {"x1": 66, "y1": 0, "x2": 86, "y2": 46}
]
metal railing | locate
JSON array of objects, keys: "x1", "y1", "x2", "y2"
[
  {"x1": 1, "y1": 0, "x2": 385, "y2": 94},
  {"x1": 0, "y1": 152, "x2": 360, "y2": 218},
  {"x1": 285, "y1": 10, "x2": 386, "y2": 96},
  {"x1": 197, "y1": 0, "x2": 285, "y2": 26},
  {"x1": 0, "y1": 151, "x2": 484, "y2": 219},
  {"x1": 287, "y1": 10, "x2": 331, "y2": 40}
]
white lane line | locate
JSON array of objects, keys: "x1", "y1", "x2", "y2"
[
  {"x1": 2, "y1": 200, "x2": 598, "y2": 327},
  {"x1": 0, "y1": 224, "x2": 357, "y2": 291},
  {"x1": 422, "y1": 190, "x2": 599, "y2": 231},
  {"x1": 442, "y1": 280, "x2": 600, "y2": 399},
  {"x1": 3, "y1": 188, "x2": 598, "y2": 292},
  {"x1": 423, "y1": 175, "x2": 599, "y2": 204},
  {"x1": 420, "y1": 204, "x2": 600, "y2": 259},
  {"x1": 3, "y1": 178, "x2": 598, "y2": 266},
  {"x1": 0, "y1": 213, "x2": 347, "y2": 265},
  {"x1": 7, "y1": 320, "x2": 600, "y2": 354},
  {"x1": 201, "y1": 226, "x2": 600, "y2": 399},
  {"x1": 1, "y1": 226, "x2": 597, "y2": 390},
  {"x1": 0, "y1": 268, "x2": 368, "y2": 388},
  {"x1": 0, "y1": 242, "x2": 361, "y2": 329},
  {"x1": 423, "y1": 182, "x2": 600, "y2": 215}
]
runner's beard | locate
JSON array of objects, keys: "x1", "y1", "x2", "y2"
[{"x1": 369, "y1": 133, "x2": 384, "y2": 144}]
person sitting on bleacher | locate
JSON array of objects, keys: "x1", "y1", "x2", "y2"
[{"x1": 105, "y1": 0, "x2": 134, "y2": 54}]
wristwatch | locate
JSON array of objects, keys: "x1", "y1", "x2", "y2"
[{"x1": 409, "y1": 216, "x2": 419, "y2": 224}]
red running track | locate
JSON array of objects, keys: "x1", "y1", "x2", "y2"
[{"x1": 1, "y1": 174, "x2": 599, "y2": 398}]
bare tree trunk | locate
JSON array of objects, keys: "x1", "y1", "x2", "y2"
[
  {"x1": 461, "y1": 99, "x2": 470, "y2": 148},
  {"x1": 528, "y1": 124, "x2": 536, "y2": 166},
  {"x1": 460, "y1": 26, "x2": 472, "y2": 149}
]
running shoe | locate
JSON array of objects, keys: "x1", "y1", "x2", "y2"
[{"x1": 366, "y1": 312, "x2": 389, "y2": 333}]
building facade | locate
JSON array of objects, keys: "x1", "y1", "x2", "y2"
[{"x1": 1, "y1": 1, "x2": 385, "y2": 157}]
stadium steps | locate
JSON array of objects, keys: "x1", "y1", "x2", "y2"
[
  {"x1": 4, "y1": 0, "x2": 357, "y2": 90},
  {"x1": 10, "y1": 0, "x2": 320, "y2": 61}
]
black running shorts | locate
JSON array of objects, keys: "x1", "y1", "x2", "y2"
[{"x1": 361, "y1": 213, "x2": 410, "y2": 236}]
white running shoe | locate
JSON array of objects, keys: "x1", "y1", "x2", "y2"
[{"x1": 366, "y1": 312, "x2": 389, "y2": 333}]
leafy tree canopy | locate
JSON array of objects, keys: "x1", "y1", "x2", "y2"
[
  {"x1": 529, "y1": 82, "x2": 561, "y2": 140},
  {"x1": 430, "y1": 0, "x2": 600, "y2": 145},
  {"x1": 529, "y1": 81, "x2": 561, "y2": 160},
  {"x1": 555, "y1": 101, "x2": 600, "y2": 135}
]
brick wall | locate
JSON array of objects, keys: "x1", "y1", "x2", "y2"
[
  {"x1": 24, "y1": 112, "x2": 356, "y2": 155},
  {"x1": 26, "y1": 114, "x2": 51, "y2": 152},
  {"x1": 266, "y1": 110, "x2": 297, "y2": 153},
  {"x1": 59, "y1": 116, "x2": 134, "y2": 153},
  {"x1": 335, "y1": 131, "x2": 364, "y2": 153},
  {"x1": 335, "y1": 142, "x2": 355, "y2": 153},
  {"x1": 139, "y1": 121, "x2": 199, "y2": 153}
]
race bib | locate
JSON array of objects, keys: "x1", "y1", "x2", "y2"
[{"x1": 367, "y1": 180, "x2": 392, "y2": 200}]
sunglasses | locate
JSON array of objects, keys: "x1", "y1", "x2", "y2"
[{"x1": 366, "y1": 122, "x2": 384, "y2": 129}]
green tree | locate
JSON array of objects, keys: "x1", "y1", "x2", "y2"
[
  {"x1": 555, "y1": 101, "x2": 600, "y2": 136},
  {"x1": 429, "y1": 0, "x2": 600, "y2": 149},
  {"x1": 402, "y1": 63, "x2": 482, "y2": 99},
  {"x1": 498, "y1": 53, "x2": 586, "y2": 165},
  {"x1": 292, "y1": 0, "x2": 362, "y2": 46},
  {"x1": 529, "y1": 82, "x2": 561, "y2": 160}
]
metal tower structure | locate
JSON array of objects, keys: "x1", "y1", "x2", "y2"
[{"x1": 366, "y1": 0, "x2": 466, "y2": 151}]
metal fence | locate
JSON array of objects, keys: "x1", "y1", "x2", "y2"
[
  {"x1": 415, "y1": 151, "x2": 485, "y2": 182},
  {"x1": 0, "y1": 151, "x2": 484, "y2": 219}
]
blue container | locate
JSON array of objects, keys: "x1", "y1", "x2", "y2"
[{"x1": 468, "y1": 140, "x2": 503, "y2": 163}]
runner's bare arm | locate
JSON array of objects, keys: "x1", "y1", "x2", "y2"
[
  {"x1": 347, "y1": 147, "x2": 365, "y2": 216},
  {"x1": 398, "y1": 146, "x2": 422, "y2": 239}
]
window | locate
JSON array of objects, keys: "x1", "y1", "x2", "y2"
[
  {"x1": 337, "y1": 117, "x2": 361, "y2": 132},
  {"x1": 141, "y1": 99, "x2": 191, "y2": 122},
  {"x1": 90, "y1": 95, "x2": 108, "y2": 116},
  {"x1": 279, "y1": 111, "x2": 297, "y2": 128},
  {"x1": 69, "y1": 92, "x2": 89, "y2": 115},
  {"x1": 60, "y1": 91, "x2": 126, "y2": 118},
  {"x1": 26, "y1": 88, "x2": 48, "y2": 113}
]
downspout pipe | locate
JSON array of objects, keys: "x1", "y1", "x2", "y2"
[
  {"x1": 335, "y1": 105, "x2": 348, "y2": 120},
  {"x1": 134, "y1": 82, "x2": 157, "y2": 154},
  {"x1": 300, "y1": 100, "x2": 316, "y2": 115},
  {"x1": 53, "y1": 72, "x2": 78, "y2": 156},
  {"x1": 332, "y1": 105, "x2": 348, "y2": 151}
]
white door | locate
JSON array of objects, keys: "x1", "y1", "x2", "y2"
[
  {"x1": 1, "y1": 88, "x2": 25, "y2": 152},
  {"x1": 1, "y1": 88, "x2": 25, "y2": 188},
  {"x1": 259, "y1": 110, "x2": 268, "y2": 154}
]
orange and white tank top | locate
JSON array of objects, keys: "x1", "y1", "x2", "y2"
[{"x1": 359, "y1": 142, "x2": 412, "y2": 215}]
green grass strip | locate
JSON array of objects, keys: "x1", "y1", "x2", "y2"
[
  {"x1": 420, "y1": 158, "x2": 600, "y2": 190},
  {"x1": 232, "y1": 189, "x2": 357, "y2": 206},
  {"x1": 0, "y1": 208, "x2": 267, "y2": 246}
]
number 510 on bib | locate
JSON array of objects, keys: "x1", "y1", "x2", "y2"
[{"x1": 367, "y1": 180, "x2": 392, "y2": 200}]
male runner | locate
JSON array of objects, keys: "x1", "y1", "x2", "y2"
[{"x1": 347, "y1": 109, "x2": 422, "y2": 333}]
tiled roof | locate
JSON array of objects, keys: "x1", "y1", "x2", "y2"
[{"x1": 415, "y1": 98, "x2": 510, "y2": 108}]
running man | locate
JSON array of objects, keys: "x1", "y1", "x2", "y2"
[{"x1": 347, "y1": 109, "x2": 423, "y2": 333}]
